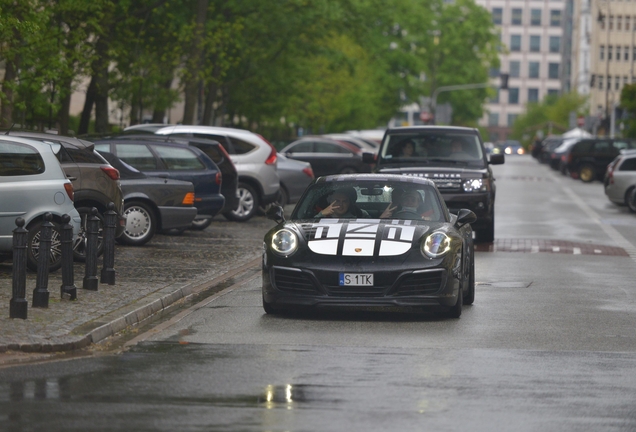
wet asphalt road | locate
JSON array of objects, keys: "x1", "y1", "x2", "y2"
[{"x1": 2, "y1": 156, "x2": 636, "y2": 431}]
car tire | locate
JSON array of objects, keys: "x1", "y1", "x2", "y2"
[
  {"x1": 119, "y1": 200, "x2": 156, "y2": 246},
  {"x1": 463, "y1": 255, "x2": 475, "y2": 305},
  {"x1": 579, "y1": 164, "x2": 596, "y2": 183},
  {"x1": 448, "y1": 283, "x2": 463, "y2": 319},
  {"x1": 26, "y1": 220, "x2": 64, "y2": 272},
  {"x1": 74, "y1": 207, "x2": 104, "y2": 262},
  {"x1": 262, "y1": 294, "x2": 280, "y2": 315},
  {"x1": 223, "y1": 182, "x2": 258, "y2": 222},
  {"x1": 190, "y1": 215, "x2": 213, "y2": 230},
  {"x1": 475, "y1": 216, "x2": 495, "y2": 243},
  {"x1": 628, "y1": 188, "x2": 636, "y2": 213}
]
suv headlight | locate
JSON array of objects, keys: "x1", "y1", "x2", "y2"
[
  {"x1": 421, "y1": 232, "x2": 452, "y2": 259},
  {"x1": 463, "y1": 178, "x2": 486, "y2": 192},
  {"x1": 271, "y1": 229, "x2": 298, "y2": 256}
]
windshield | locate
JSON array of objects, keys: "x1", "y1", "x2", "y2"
[
  {"x1": 379, "y1": 132, "x2": 485, "y2": 166},
  {"x1": 292, "y1": 180, "x2": 447, "y2": 222}
]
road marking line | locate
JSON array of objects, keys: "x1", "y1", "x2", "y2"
[
  {"x1": 573, "y1": 247, "x2": 581, "y2": 255},
  {"x1": 552, "y1": 246, "x2": 560, "y2": 252},
  {"x1": 531, "y1": 245, "x2": 539, "y2": 253}
]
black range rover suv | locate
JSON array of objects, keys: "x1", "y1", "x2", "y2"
[{"x1": 363, "y1": 126, "x2": 504, "y2": 242}]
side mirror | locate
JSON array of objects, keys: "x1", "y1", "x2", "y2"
[
  {"x1": 455, "y1": 208, "x2": 477, "y2": 228},
  {"x1": 489, "y1": 153, "x2": 505, "y2": 165},
  {"x1": 266, "y1": 204, "x2": 285, "y2": 224},
  {"x1": 362, "y1": 152, "x2": 376, "y2": 164}
]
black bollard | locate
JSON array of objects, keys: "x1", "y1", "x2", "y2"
[
  {"x1": 10, "y1": 217, "x2": 28, "y2": 319},
  {"x1": 60, "y1": 214, "x2": 77, "y2": 300},
  {"x1": 82, "y1": 208, "x2": 99, "y2": 291},
  {"x1": 100, "y1": 202, "x2": 117, "y2": 285},
  {"x1": 32, "y1": 213, "x2": 52, "y2": 308}
]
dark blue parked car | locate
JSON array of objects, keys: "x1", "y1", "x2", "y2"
[{"x1": 94, "y1": 139, "x2": 224, "y2": 227}]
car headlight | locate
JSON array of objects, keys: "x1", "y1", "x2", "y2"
[
  {"x1": 421, "y1": 232, "x2": 452, "y2": 259},
  {"x1": 463, "y1": 178, "x2": 486, "y2": 192},
  {"x1": 271, "y1": 229, "x2": 298, "y2": 256}
]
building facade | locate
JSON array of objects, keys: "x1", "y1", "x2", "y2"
[{"x1": 475, "y1": 0, "x2": 568, "y2": 142}]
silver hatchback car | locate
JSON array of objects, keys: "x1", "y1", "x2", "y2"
[
  {"x1": 151, "y1": 125, "x2": 280, "y2": 222},
  {"x1": 0, "y1": 136, "x2": 81, "y2": 271},
  {"x1": 604, "y1": 150, "x2": 636, "y2": 211}
]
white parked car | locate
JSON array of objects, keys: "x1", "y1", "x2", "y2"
[
  {"x1": 146, "y1": 125, "x2": 280, "y2": 222},
  {"x1": 0, "y1": 136, "x2": 81, "y2": 271},
  {"x1": 604, "y1": 150, "x2": 636, "y2": 211}
]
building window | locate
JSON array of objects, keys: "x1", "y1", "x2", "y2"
[
  {"x1": 625, "y1": 76, "x2": 630, "y2": 86},
  {"x1": 626, "y1": 46, "x2": 630, "y2": 61},
  {"x1": 510, "y1": 61, "x2": 520, "y2": 77},
  {"x1": 626, "y1": 16, "x2": 631, "y2": 31},
  {"x1": 489, "y1": 67, "x2": 500, "y2": 77},
  {"x1": 492, "y1": 8, "x2": 503, "y2": 25},
  {"x1": 528, "y1": 88, "x2": 539, "y2": 103},
  {"x1": 508, "y1": 114, "x2": 518, "y2": 127},
  {"x1": 548, "y1": 63, "x2": 560, "y2": 79},
  {"x1": 600, "y1": 45, "x2": 605, "y2": 60},
  {"x1": 531, "y1": 9, "x2": 542, "y2": 26},
  {"x1": 616, "y1": 75, "x2": 620, "y2": 90},
  {"x1": 530, "y1": 35, "x2": 541, "y2": 52},
  {"x1": 510, "y1": 35, "x2": 522, "y2": 51},
  {"x1": 633, "y1": 46, "x2": 636, "y2": 62},
  {"x1": 488, "y1": 113, "x2": 499, "y2": 126},
  {"x1": 617, "y1": 46, "x2": 622, "y2": 61},
  {"x1": 547, "y1": 89, "x2": 559, "y2": 97},
  {"x1": 598, "y1": 76, "x2": 604, "y2": 89},
  {"x1": 618, "y1": 15, "x2": 623, "y2": 31},
  {"x1": 607, "y1": 76, "x2": 612, "y2": 89},
  {"x1": 609, "y1": 15, "x2": 614, "y2": 31},
  {"x1": 550, "y1": 10, "x2": 562, "y2": 26},
  {"x1": 529, "y1": 61, "x2": 540, "y2": 78},
  {"x1": 512, "y1": 8, "x2": 523, "y2": 25},
  {"x1": 508, "y1": 88, "x2": 519, "y2": 104},
  {"x1": 549, "y1": 36, "x2": 561, "y2": 53},
  {"x1": 608, "y1": 45, "x2": 613, "y2": 61}
]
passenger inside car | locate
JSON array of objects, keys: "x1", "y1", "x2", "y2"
[
  {"x1": 314, "y1": 187, "x2": 369, "y2": 218},
  {"x1": 380, "y1": 188, "x2": 436, "y2": 220}
]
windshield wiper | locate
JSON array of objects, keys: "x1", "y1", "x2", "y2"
[{"x1": 424, "y1": 158, "x2": 470, "y2": 165}]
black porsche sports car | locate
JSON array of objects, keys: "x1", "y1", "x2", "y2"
[{"x1": 262, "y1": 174, "x2": 477, "y2": 317}]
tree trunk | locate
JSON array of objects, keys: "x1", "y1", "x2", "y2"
[
  {"x1": 202, "y1": 80, "x2": 217, "y2": 126},
  {"x1": 78, "y1": 76, "x2": 96, "y2": 135},
  {"x1": 181, "y1": 0, "x2": 209, "y2": 125},
  {"x1": 0, "y1": 59, "x2": 18, "y2": 128},
  {"x1": 93, "y1": 37, "x2": 110, "y2": 133},
  {"x1": 152, "y1": 77, "x2": 173, "y2": 123},
  {"x1": 57, "y1": 77, "x2": 73, "y2": 135}
]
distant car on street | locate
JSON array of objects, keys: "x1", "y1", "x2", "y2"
[
  {"x1": 280, "y1": 136, "x2": 372, "y2": 177},
  {"x1": 566, "y1": 137, "x2": 636, "y2": 182},
  {"x1": 0, "y1": 136, "x2": 81, "y2": 271},
  {"x1": 497, "y1": 140, "x2": 525, "y2": 155},
  {"x1": 98, "y1": 152, "x2": 197, "y2": 246}
]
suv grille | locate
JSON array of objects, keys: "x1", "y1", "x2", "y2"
[{"x1": 431, "y1": 179, "x2": 462, "y2": 190}]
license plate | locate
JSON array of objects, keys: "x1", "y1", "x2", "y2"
[{"x1": 339, "y1": 273, "x2": 374, "y2": 286}]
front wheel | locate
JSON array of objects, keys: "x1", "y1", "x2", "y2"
[
  {"x1": 628, "y1": 188, "x2": 636, "y2": 213},
  {"x1": 73, "y1": 207, "x2": 104, "y2": 262},
  {"x1": 223, "y1": 183, "x2": 258, "y2": 222},
  {"x1": 119, "y1": 200, "x2": 156, "y2": 246},
  {"x1": 26, "y1": 220, "x2": 64, "y2": 272},
  {"x1": 579, "y1": 164, "x2": 596, "y2": 183},
  {"x1": 448, "y1": 284, "x2": 463, "y2": 319},
  {"x1": 190, "y1": 215, "x2": 213, "y2": 230},
  {"x1": 463, "y1": 257, "x2": 475, "y2": 305}
]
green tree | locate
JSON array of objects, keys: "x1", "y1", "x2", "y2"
[{"x1": 620, "y1": 83, "x2": 636, "y2": 138}]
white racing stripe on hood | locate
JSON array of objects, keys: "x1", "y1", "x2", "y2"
[{"x1": 306, "y1": 219, "x2": 425, "y2": 256}]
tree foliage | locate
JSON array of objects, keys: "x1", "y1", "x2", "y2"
[
  {"x1": 0, "y1": 0, "x2": 502, "y2": 137},
  {"x1": 620, "y1": 84, "x2": 636, "y2": 138}
]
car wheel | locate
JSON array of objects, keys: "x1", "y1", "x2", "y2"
[
  {"x1": 263, "y1": 294, "x2": 280, "y2": 315},
  {"x1": 190, "y1": 215, "x2": 213, "y2": 230},
  {"x1": 73, "y1": 207, "x2": 104, "y2": 262},
  {"x1": 448, "y1": 283, "x2": 463, "y2": 318},
  {"x1": 579, "y1": 164, "x2": 596, "y2": 183},
  {"x1": 119, "y1": 200, "x2": 156, "y2": 246},
  {"x1": 26, "y1": 220, "x2": 64, "y2": 272},
  {"x1": 463, "y1": 255, "x2": 475, "y2": 305},
  {"x1": 223, "y1": 182, "x2": 258, "y2": 222},
  {"x1": 624, "y1": 187, "x2": 635, "y2": 208},
  {"x1": 628, "y1": 188, "x2": 636, "y2": 213},
  {"x1": 475, "y1": 216, "x2": 494, "y2": 243}
]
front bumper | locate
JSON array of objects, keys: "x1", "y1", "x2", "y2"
[
  {"x1": 262, "y1": 264, "x2": 460, "y2": 310},
  {"x1": 442, "y1": 191, "x2": 492, "y2": 228}
]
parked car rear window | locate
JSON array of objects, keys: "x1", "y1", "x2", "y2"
[
  {"x1": 65, "y1": 146, "x2": 107, "y2": 164},
  {"x1": 114, "y1": 144, "x2": 158, "y2": 170},
  {"x1": 619, "y1": 158, "x2": 636, "y2": 171},
  {"x1": 0, "y1": 142, "x2": 46, "y2": 176},
  {"x1": 153, "y1": 146, "x2": 206, "y2": 170},
  {"x1": 228, "y1": 137, "x2": 255, "y2": 155}
]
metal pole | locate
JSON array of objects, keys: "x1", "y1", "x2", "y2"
[
  {"x1": 10, "y1": 217, "x2": 28, "y2": 319},
  {"x1": 100, "y1": 202, "x2": 117, "y2": 285},
  {"x1": 60, "y1": 214, "x2": 77, "y2": 300},
  {"x1": 83, "y1": 208, "x2": 99, "y2": 291},
  {"x1": 32, "y1": 213, "x2": 53, "y2": 308}
]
